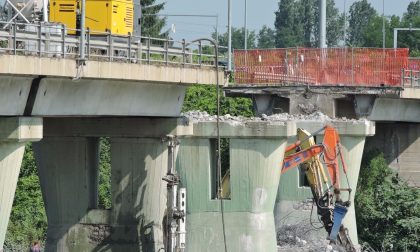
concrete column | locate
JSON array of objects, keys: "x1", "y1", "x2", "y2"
[
  {"x1": 176, "y1": 122, "x2": 290, "y2": 252},
  {"x1": 33, "y1": 136, "x2": 100, "y2": 252},
  {"x1": 275, "y1": 121, "x2": 375, "y2": 246},
  {"x1": 365, "y1": 122, "x2": 420, "y2": 187},
  {"x1": 0, "y1": 117, "x2": 42, "y2": 250},
  {"x1": 33, "y1": 117, "x2": 189, "y2": 252},
  {"x1": 110, "y1": 138, "x2": 167, "y2": 252}
]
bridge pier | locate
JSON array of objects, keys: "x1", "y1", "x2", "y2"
[
  {"x1": 0, "y1": 117, "x2": 42, "y2": 250},
  {"x1": 33, "y1": 117, "x2": 189, "y2": 252},
  {"x1": 176, "y1": 121, "x2": 291, "y2": 252},
  {"x1": 275, "y1": 121, "x2": 375, "y2": 247}
]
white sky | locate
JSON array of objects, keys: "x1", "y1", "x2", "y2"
[{"x1": 162, "y1": 0, "x2": 415, "y2": 40}]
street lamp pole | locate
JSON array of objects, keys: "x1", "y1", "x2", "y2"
[
  {"x1": 382, "y1": 0, "x2": 385, "y2": 48},
  {"x1": 244, "y1": 0, "x2": 247, "y2": 50},
  {"x1": 228, "y1": 0, "x2": 232, "y2": 71}
]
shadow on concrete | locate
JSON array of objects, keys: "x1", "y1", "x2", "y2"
[{"x1": 34, "y1": 136, "x2": 167, "y2": 252}]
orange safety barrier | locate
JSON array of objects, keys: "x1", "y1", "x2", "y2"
[{"x1": 234, "y1": 48, "x2": 409, "y2": 87}]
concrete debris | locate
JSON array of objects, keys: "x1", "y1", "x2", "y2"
[{"x1": 182, "y1": 110, "x2": 367, "y2": 124}]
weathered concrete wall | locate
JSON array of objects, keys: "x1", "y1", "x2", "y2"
[
  {"x1": 0, "y1": 76, "x2": 33, "y2": 115},
  {"x1": 31, "y1": 78, "x2": 186, "y2": 116},
  {"x1": 275, "y1": 120, "x2": 375, "y2": 246},
  {"x1": 0, "y1": 117, "x2": 42, "y2": 250},
  {"x1": 0, "y1": 55, "x2": 224, "y2": 85},
  {"x1": 33, "y1": 118, "x2": 185, "y2": 252},
  {"x1": 176, "y1": 122, "x2": 290, "y2": 252},
  {"x1": 110, "y1": 138, "x2": 167, "y2": 251},
  {"x1": 365, "y1": 122, "x2": 420, "y2": 187}
]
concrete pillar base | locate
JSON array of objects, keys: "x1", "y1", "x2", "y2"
[{"x1": 0, "y1": 117, "x2": 42, "y2": 249}]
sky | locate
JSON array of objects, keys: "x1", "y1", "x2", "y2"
[{"x1": 161, "y1": 0, "x2": 415, "y2": 40}]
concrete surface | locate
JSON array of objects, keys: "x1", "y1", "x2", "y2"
[
  {"x1": 0, "y1": 117, "x2": 42, "y2": 250},
  {"x1": 275, "y1": 120, "x2": 375, "y2": 246},
  {"x1": 0, "y1": 55, "x2": 224, "y2": 85},
  {"x1": 176, "y1": 121, "x2": 291, "y2": 252},
  {"x1": 366, "y1": 122, "x2": 420, "y2": 187}
]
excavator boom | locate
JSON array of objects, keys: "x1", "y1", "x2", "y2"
[{"x1": 282, "y1": 126, "x2": 356, "y2": 252}]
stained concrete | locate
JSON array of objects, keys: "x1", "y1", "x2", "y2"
[
  {"x1": 33, "y1": 118, "x2": 185, "y2": 252},
  {"x1": 365, "y1": 122, "x2": 420, "y2": 187},
  {"x1": 0, "y1": 117, "x2": 42, "y2": 250},
  {"x1": 275, "y1": 120, "x2": 375, "y2": 246},
  {"x1": 176, "y1": 121, "x2": 292, "y2": 252},
  {"x1": 0, "y1": 55, "x2": 224, "y2": 85}
]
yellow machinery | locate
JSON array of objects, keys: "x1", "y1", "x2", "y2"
[{"x1": 49, "y1": 0, "x2": 133, "y2": 35}]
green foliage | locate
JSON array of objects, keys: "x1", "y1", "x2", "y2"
[
  {"x1": 347, "y1": 0, "x2": 377, "y2": 47},
  {"x1": 5, "y1": 144, "x2": 47, "y2": 251},
  {"x1": 214, "y1": 27, "x2": 257, "y2": 52},
  {"x1": 98, "y1": 138, "x2": 112, "y2": 209},
  {"x1": 274, "y1": 0, "x2": 343, "y2": 48},
  {"x1": 140, "y1": 0, "x2": 166, "y2": 37},
  {"x1": 182, "y1": 85, "x2": 253, "y2": 117},
  {"x1": 258, "y1": 25, "x2": 276, "y2": 48},
  {"x1": 356, "y1": 152, "x2": 420, "y2": 251}
]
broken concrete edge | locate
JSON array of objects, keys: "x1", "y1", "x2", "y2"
[
  {"x1": 0, "y1": 117, "x2": 43, "y2": 142},
  {"x1": 40, "y1": 117, "x2": 375, "y2": 139}
]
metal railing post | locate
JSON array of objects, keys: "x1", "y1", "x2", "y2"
[
  {"x1": 128, "y1": 33, "x2": 132, "y2": 62},
  {"x1": 411, "y1": 69, "x2": 413, "y2": 87},
  {"x1": 198, "y1": 40, "x2": 202, "y2": 66},
  {"x1": 164, "y1": 39, "x2": 168, "y2": 65},
  {"x1": 182, "y1": 39, "x2": 186, "y2": 65},
  {"x1": 12, "y1": 20, "x2": 17, "y2": 55},
  {"x1": 108, "y1": 32, "x2": 112, "y2": 61},
  {"x1": 38, "y1": 22, "x2": 42, "y2": 57},
  {"x1": 402, "y1": 69, "x2": 405, "y2": 87},
  {"x1": 147, "y1": 36, "x2": 151, "y2": 64},
  {"x1": 87, "y1": 28, "x2": 90, "y2": 59},
  {"x1": 61, "y1": 24, "x2": 66, "y2": 58},
  {"x1": 137, "y1": 38, "x2": 142, "y2": 63}
]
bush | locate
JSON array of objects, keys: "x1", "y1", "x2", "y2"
[
  {"x1": 5, "y1": 144, "x2": 47, "y2": 251},
  {"x1": 356, "y1": 152, "x2": 420, "y2": 251}
]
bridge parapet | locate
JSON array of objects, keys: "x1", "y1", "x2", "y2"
[
  {"x1": 234, "y1": 47, "x2": 409, "y2": 87},
  {"x1": 0, "y1": 21, "x2": 226, "y2": 70}
]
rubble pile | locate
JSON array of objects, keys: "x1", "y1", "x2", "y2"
[{"x1": 182, "y1": 110, "x2": 366, "y2": 124}]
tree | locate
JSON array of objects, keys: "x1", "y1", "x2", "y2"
[
  {"x1": 140, "y1": 0, "x2": 166, "y2": 37},
  {"x1": 356, "y1": 152, "x2": 420, "y2": 251},
  {"x1": 258, "y1": 25, "x2": 276, "y2": 48},
  {"x1": 398, "y1": 1, "x2": 420, "y2": 53},
  {"x1": 274, "y1": 0, "x2": 344, "y2": 48},
  {"x1": 346, "y1": 0, "x2": 377, "y2": 46},
  {"x1": 275, "y1": 0, "x2": 304, "y2": 47},
  {"x1": 213, "y1": 27, "x2": 257, "y2": 52}
]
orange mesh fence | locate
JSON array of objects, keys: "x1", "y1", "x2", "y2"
[
  {"x1": 234, "y1": 48, "x2": 409, "y2": 87},
  {"x1": 409, "y1": 58, "x2": 420, "y2": 71}
]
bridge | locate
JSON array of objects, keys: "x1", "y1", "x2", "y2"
[{"x1": 0, "y1": 21, "x2": 415, "y2": 252}]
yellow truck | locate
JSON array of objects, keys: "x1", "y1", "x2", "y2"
[{"x1": 49, "y1": 0, "x2": 133, "y2": 35}]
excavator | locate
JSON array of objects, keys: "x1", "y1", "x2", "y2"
[{"x1": 282, "y1": 125, "x2": 356, "y2": 252}]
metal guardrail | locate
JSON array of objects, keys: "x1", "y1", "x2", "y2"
[
  {"x1": 0, "y1": 21, "x2": 227, "y2": 68},
  {"x1": 402, "y1": 69, "x2": 420, "y2": 87}
]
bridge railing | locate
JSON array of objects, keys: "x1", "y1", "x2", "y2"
[
  {"x1": 234, "y1": 47, "x2": 409, "y2": 87},
  {"x1": 0, "y1": 21, "x2": 226, "y2": 68}
]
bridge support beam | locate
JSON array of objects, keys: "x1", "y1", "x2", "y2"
[
  {"x1": 0, "y1": 117, "x2": 42, "y2": 250},
  {"x1": 275, "y1": 121, "x2": 375, "y2": 247}
]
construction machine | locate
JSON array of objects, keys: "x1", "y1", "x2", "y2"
[{"x1": 282, "y1": 125, "x2": 356, "y2": 252}]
